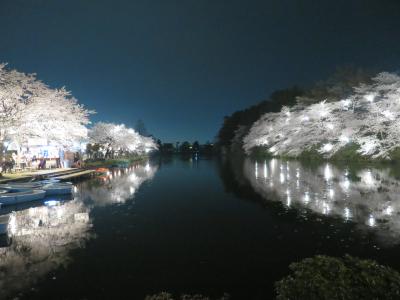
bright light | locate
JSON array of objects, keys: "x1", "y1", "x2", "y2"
[
  {"x1": 286, "y1": 195, "x2": 291, "y2": 207},
  {"x1": 365, "y1": 94, "x2": 375, "y2": 102},
  {"x1": 326, "y1": 123, "x2": 334, "y2": 130},
  {"x1": 368, "y1": 215, "x2": 376, "y2": 227},
  {"x1": 344, "y1": 207, "x2": 351, "y2": 220},
  {"x1": 263, "y1": 161, "x2": 267, "y2": 178},
  {"x1": 322, "y1": 201, "x2": 330, "y2": 215},
  {"x1": 129, "y1": 186, "x2": 135, "y2": 194},
  {"x1": 382, "y1": 110, "x2": 395, "y2": 120},
  {"x1": 363, "y1": 170, "x2": 374, "y2": 186},
  {"x1": 44, "y1": 200, "x2": 60, "y2": 207},
  {"x1": 303, "y1": 192, "x2": 310, "y2": 204},
  {"x1": 328, "y1": 188, "x2": 334, "y2": 199},
  {"x1": 321, "y1": 143, "x2": 333, "y2": 152},
  {"x1": 8, "y1": 214, "x2": 17, "y2": 235},
  {"x1": 385, "y1": 205, "x2": 393, "y2": 216},
  {"x1": 339, "y1": 135, "x2": 350, "y2": 144},
  {"x1": 341, "y1": 178, "x2": 350, "y2": 190},
  {"x1": 270, "y1": 159, "x2": 276, "y2": 173},
  {"x1": 302, "y1": 115, "x2": 309, "y2": 121},
  {"x1": 324, "y1": 164, "x2": 333, "y2": 181},
  {"x1": 341, "y1": 99, "x2": 351, "y2": 109}
]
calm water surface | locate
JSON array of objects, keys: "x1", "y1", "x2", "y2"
[{"x1": 2, "y1": 156, "x2": 400, "y2": 299}]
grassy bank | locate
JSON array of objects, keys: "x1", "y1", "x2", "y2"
[
  {"x1": 0, "y1": 168, "x2": 68, "y2": 183},
  {"x1": 84, "y1": 155, "x2": 148, "y2": 168},
  {"x1": 249, "y1": 143, "x2": 400, "y2": 164}
]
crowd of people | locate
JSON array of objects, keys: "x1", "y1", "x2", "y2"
[{"x1": 0, "y1": 148, "x2": 86, "y2": 174}]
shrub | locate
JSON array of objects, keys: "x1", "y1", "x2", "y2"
[
  {"x1": 275, "y1": 255, "x2": 400, "y2": 300},
  {"x1": 144, "y1": 293, "x2": 229, "y2": 300}
]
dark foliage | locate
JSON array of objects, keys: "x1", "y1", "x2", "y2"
[
  {"x1": 275, "y1": 255, "x2": 400, "y2": 300},
  {"x1": 144, "y1": 292, "x2": 229, "y2": 300},
  {"x1": 216, "y1": 86, "x2": 303, "y2": 148}
]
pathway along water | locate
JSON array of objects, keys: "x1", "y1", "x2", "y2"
[{"x1": 2, "y1": 156, "x2": 400, "y2": 299}]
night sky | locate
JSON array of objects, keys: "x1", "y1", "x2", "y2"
[{"x1": 1, "y1": 0, "x2": 400, "y2": 142}]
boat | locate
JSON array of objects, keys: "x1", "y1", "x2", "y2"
[
  {"x1": 0, "y1": 182, "x2": 42, "y2": 189},
  {"x1": 96, "y1": 167, "x2": 109, "y2": 173},
  {"x1": 40, "y1": 179, "x2": 61, "y2": 184},
  {"x1": 0, "y1": 190, "x2": 46, "y2": 205},
  {"x1": 0, "y1": 184, "x2": 72, "y2": 196},
  {"x1": 42, "y1": 183, "x2": 73, "y2": 195}
]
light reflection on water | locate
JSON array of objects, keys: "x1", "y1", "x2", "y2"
[
  {"x1": 76, "y1": 163, "x2": 158, "y2": 207},
  {"x1": 0, "y1": 162, "x2": 157, "y2": 299},
  {"x1": 244, "y1": 158, "x2": 400, "y2": 245}
]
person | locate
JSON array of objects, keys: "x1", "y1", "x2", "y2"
[
  {"x1": 32, "y1": 155, "x2": 38, "y2": 169},
  {"x1": 39, "y1": 157, "x2": 46, "y2": 169},
  {"x1": 11, "y1": 152, "x2": 17, "y2": 167},
  {"x1": 21, "y1": 153, "x2": 26, "y2": 170},
  {"x1": 56, "y1": 157, "x2": 61, "y2": 168},
  {"x1": 58, "y1": 148, "x2": 64, "y2": 168}
]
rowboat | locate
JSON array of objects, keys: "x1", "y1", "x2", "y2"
[
  {"x1": 0, "y1": 190, "x2": 46, "y2": 205},
  {"x1": 42, "y1": 183, "x2": 73, "y2": 195},
  {"x1": 0, "y1": 180, "x2": 73, "y2": 193}
]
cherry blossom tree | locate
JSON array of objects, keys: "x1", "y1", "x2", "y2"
[
  {"x1": 88, "y1": 122, "x2": 157, "y2": 158},
  {"x1": 244, "y1": 71, "x2": 400, "y2": 160},
  {"x1": 0, "y1": 63, "x2": 93, "y2": 162},
  {"x1": 18, "y1": 86, "x2": 92, "y2": 149},
  {"x1": 0, "y1": 63, "x2": 38, "y2": 153}
]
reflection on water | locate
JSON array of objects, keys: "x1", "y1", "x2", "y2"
[
  {"x1": 0, "y1": 162, "x2": 157, "y2": 299},
  {"x1": 0, "y1": 200, "x2": 92, "y2": 298},
  {"x1": 76, "y1": 163, "x2": 158, "y2": 206},
  {"x1": 244, "y1": 158, "x2": 400, "y2": 245}
]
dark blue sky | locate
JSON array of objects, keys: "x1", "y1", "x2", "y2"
[{"x1": 1, "y1": 0, "x2": 400, "y2": 142}]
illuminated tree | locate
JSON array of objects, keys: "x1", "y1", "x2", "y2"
[
  {"x1": 244, "y1": 71, "x2": 400, "y2": 160},
  {"x1": 0, "y1": 63, "x2": 38, "y2": 154},
  {"x1": 18, "y1": 86, "x2": 92, "y2": 149},
  {"x1": 0, "y1": 63, "x2": 93, "y2": 158},
  {"x1": 88, "y1": 122, "x2": 157, "y2": 158}
]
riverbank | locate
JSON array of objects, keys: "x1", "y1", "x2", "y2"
[
  {"x1": 0, "y1": 168, "x2": 69, "y2": 183},
  {"x1": 248, "y1": 143, "x2": 400, "y2": 165},
  {"x1": 0, "y1": 168, "x2": 97, "y2": 183},
  {"x1": 84, "y1": 155, "x2": 149, "y2": 168}
]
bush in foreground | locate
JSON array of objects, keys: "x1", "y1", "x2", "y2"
[
  {"x1": 275, "y1": 255, "x2": 400, "y2": 300},
  {"x1": 144, "y1": 292, "x2": 229, "y2": 300}
]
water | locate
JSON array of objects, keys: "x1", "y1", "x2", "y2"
[{"x1": 2, "y1": 156, "x2": 400, "y2": 299}]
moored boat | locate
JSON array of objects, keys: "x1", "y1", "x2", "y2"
[
  {"x1": 0, "y1": 190, "x2": 46, "y2": 205},
  {"x1": 0, "y1": 181, "x2": 73, "y2": 194},
  {"x1": 42, "y1": 183, "x2": 73, "y2": 195}
]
